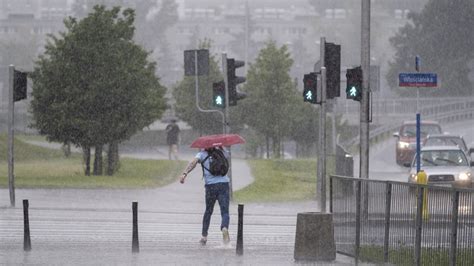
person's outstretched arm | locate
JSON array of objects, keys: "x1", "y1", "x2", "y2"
[{"x1": 180, "y1": 158, "x2": 199, "y2": 184}]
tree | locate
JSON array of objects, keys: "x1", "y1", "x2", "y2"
[
  {"x1": 287, "y1": 103, "x2": 319, "y2": 157},
  {"x1": 172, "y1": 40, "x2": 226, "y2": 135},
  {"x1": 235, "y1": 41, "x2": 297, "y2": 158},
  {"x1": 73, "y1": 1, "x2": 179, "y2": 85},
  {"x1": 30, "y1": 5, "x2": 166, "y2": 176},
  {"x1": 387, "y1": 0, "x2": 474, "y2": 96}
]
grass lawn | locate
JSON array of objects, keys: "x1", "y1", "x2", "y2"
[
  {"x1": 0, "y1": 134, "x2": 186, "y2": 189},
  {"x1": 359, "y1": 245, "x2": 474, "y2": 265},
  {"x1": 234, "y1": 159, "x2": 319, "y2": 202}
]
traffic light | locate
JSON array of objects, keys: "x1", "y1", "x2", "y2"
[
  {"x1": 212, "y1": 81, "x2": 225, "y2": 108},
  {"x1": 303, "y1": 72, "x2": 318, "y2": 104},
  {"x1": 346, "y1": 66, "x2": 362, "y2": 101},
  {"x1": 14, "y1": 70, "x2": 27, "y2": 102},
  {"x1": 324, "y1": 42, "x2": 341, "y2": 99},
  {"x1": 227, "y1": 58, "x2": 247, "y2": 106}
]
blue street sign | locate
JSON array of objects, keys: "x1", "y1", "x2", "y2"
[{"x1": 399, "y1": 73, "x2": 437, "y2": 87}]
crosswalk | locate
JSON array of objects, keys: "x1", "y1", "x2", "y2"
[{"x1": 1, "y1": 207, "x2": 297, "y2": 252}]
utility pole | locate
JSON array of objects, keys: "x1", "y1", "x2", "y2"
[{"x1": 360, "y1": 0, "x2": 370, "y2": 181}]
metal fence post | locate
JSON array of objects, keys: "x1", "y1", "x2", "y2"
[
  {"x1": 449, "y1": 191, "x2": 459, "y2": 266},
  {"x1": 414, "y1": 186, "x2": 424, "y2": 266},
  {"x1": 355, "y1": 180, "x2": 362, "y2": 264},
  {"x1": 383, "y1": 183, "x2": 392, "y2": 263}
]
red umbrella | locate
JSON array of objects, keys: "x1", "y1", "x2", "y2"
[{"x1": 190, "y1": 134, "x2": 245, "y2": 149}]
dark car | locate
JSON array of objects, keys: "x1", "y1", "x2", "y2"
[{"x1": 393, "y1": 120, "x2": 442, "y2": 166}]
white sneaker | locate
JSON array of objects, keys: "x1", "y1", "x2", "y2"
[
  {"x1": 222, "y1": 228, "x2": 230, "y2": 244},
  {"x1": 199, "y1": 236, "x2": 207, "y2": 245}
]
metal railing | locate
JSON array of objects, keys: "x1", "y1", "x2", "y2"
[
  {"x1": 341, "y1": 97, "x2": 474, "y2": 149},
  {"x1": 330, "y1": 175, "x2": 474, "y2": 266}
]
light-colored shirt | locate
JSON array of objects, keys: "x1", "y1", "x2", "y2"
[{"x1": 196, "y1": 149, "x2": 230, "y2": 185}]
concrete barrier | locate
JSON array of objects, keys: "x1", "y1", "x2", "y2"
[{"x1": 294, "y1": 212, "x2": 336, "y2": 261}]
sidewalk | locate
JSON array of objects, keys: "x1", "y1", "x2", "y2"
[{"x1": 1, "y1": 142, "x2": 358, "y2": 265}]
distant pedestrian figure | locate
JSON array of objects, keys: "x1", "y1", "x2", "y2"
[
  {"x1": 179, "y1": 146, "x2": 230, "y2": 246},
  {"x1": 165, "y1": 119, "x2": 180, "y2": 160}
]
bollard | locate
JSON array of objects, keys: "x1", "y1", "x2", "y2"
[
  {"x1": 23, "y1": 199, "x2": 31, "y2": 251},
  {"x1": 236, "y1": 204, "x2": 244, "y2": 255},
  {"x1": 132, "y1": 201, "x2": 139, "y2": 253}
]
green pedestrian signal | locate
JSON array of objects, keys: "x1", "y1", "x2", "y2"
[
  {"x1": 346, "y1": 67, "x2": 362, "y2": 101},
  {"x1": 349, "y1": 86, "x2": 357, "y2": 97},
  {"x1": 215, "y1": 95, "x2": 224, "y2": 106},
  {"x1": 303, "y1": 72, "x2": 318, "y2": 104},
  {"x1": 213, "y1": 81, "x2": 225, "y2": 108}
]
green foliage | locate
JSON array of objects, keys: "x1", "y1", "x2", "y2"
[
  {"x1": 234, "y1": 159, "x2": 317, "y2": 202},
  {"x1": 30, "y1": 5, "x2": 166, "y2": 148},
  {"x1": 235, "y1": 41, "x2": 298, "y2": 157},
  {"x1": 287, "y1": 102, "x2": 319, "y2": 157},
  {"x1": 387, "y1": 0, "x2": 474, "y2": 96},
  {"x1": 172, "y1": 40, "x2": 228, "y2": 135}
]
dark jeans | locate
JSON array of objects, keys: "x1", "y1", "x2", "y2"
[{"x1": 202, "y1": 182, "x2": 230, "y2": 237}]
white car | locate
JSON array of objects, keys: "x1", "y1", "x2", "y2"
[{"x1": 408, "y1": 146, "x2": 473, "y2": 188}]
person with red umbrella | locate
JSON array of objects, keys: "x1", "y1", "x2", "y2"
[
  {"x1": 179, "y1": 145, "x2": 231, "y2": 246},
  {"x1": 179, "y1": 134, "x2": 244, "y2": 245}
]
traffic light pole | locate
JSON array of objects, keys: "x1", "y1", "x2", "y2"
[
  {"x1": 359, "y1": 0, "x2": 371, "y2": 231},
  {"x1": 318, "y1": 37, "x2": 327, "y2": 213},
  {"x1": 222, "y1": 53, "x2": 234, "y2": 201},
  {"x1": 360, "y1": 0, "x2": 370, "y2": 181},
  {"x1": 319, "y1": 67, "x2": 327, "y2": 213},
  {"x1": 8, "y1": 65, "x2": 15, "y2": 207},
  {"x1": 193, "y1": 50, "x2": 225, "y2": 134}
]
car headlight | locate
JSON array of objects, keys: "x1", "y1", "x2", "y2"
[
  {"x1": 459, "y1": 172, "x2": 471, "y2": 181},
  {"x1": 398, "y1": 141, "x2": 410, "y2": 149},
  {"x1": 410, "y1": 173, "x2": 417, "y2": 181}
]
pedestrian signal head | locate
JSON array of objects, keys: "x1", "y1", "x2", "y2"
[
  {"x1": 212, "y1": 81, "x2": 225, "y2": 108},
  {"x1": 346, "y1": 67, "x2": 362, "y2": 101},
  {"x1": 303, "y1": 73, "x2": 318, "y2": 104}
]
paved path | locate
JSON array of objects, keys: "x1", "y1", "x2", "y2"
[{"x1": 0, "y1": 142, "x2": 357, "y2": 265}]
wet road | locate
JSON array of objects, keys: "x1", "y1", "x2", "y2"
[{"x1": 0, "y1": 148, "x2": 356, "y2": 265}]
